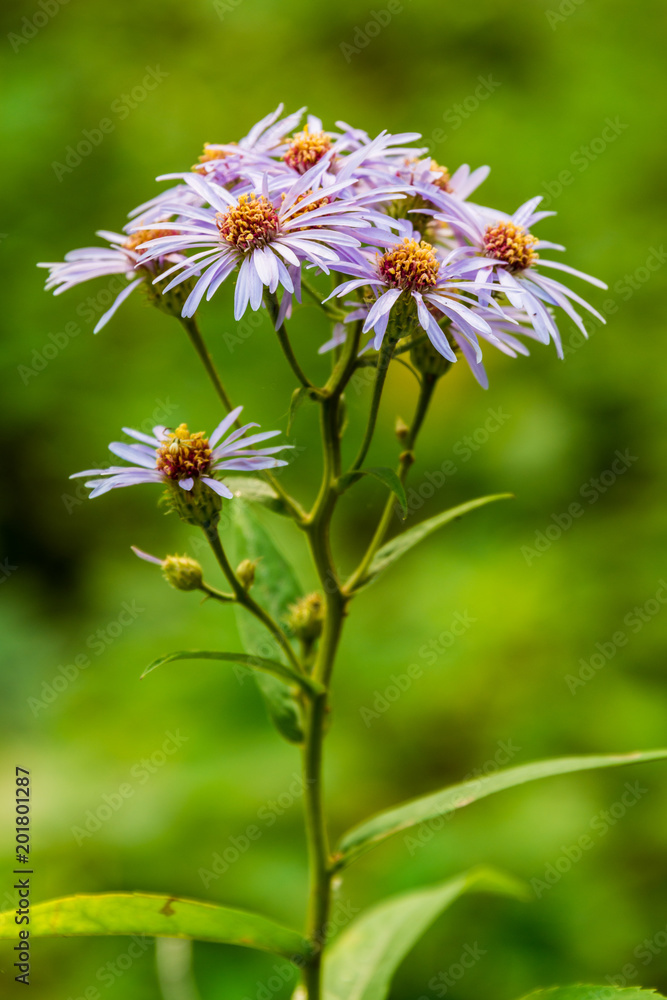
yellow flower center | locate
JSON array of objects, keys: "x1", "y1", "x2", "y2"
[
  {"x1": 378, "y1": 238, "x2": 440, "y2": 291},
  {"x1": 483, "y1": 222, "x2": 538, "y2": 271},
  {"x1": 156, "y1": 424, "x2": 212, "y2": 480},
  {"x1": 192, "y1": 142, "x2": 236, "y2": 173},
  {"x1": 123, "y1": 228, "x2": 178, "y2": 253},
  {"x1": 429, "y1": 160, "x2": 451, "y2": 192},
  {"x1": 283, "y1": 126, "x2": 332, "y2": 174},
  {"x1": 216, "y1": 194, "x2": 280, "y2": 252}
]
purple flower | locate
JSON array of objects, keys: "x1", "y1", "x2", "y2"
[
  {"x1": 134, "y1": 169, "x2": 368, "y2": 321},
  {"x1": 326, "y1": 222, "x2": 497, "y2": 366},
  {"x1": 431, "y1": 195, "x2": 607, "y2": 356},
  {"x1": 71, "y1": 406, "x2": 291, "y2": 499},
  {"x1": 38, "y1": 227, "x2": 183, "y2": 333}
]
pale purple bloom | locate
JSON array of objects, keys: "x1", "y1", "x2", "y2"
[
  {"x1": 326, "y1": 222, "x2": 497, "y2": 365},
  {"x1": 71, "y1": 406, "x2": 291, "y2": 500},
  {"x1": 429, "y1": 195, "x2": 607, "y2": 356},
  {"x1": 133, "y1": 168, "x2": 368, "y2": 322},
  {"x1": 37, "y1": 228, "x2": 184, "y2": 333}
]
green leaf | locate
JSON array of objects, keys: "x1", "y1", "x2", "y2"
[
  {"x1": 338, "y1": 467, "x2": 408, "y2": 518},
  {"x1": 356, "y1": 493, "x2": 513, "y2": 590},
  {"x1": 520, "y1": 988, "x2": 667, "y2": 1000},
  {"x1": 0, "y1": 893, "x2": 311, "y2": 961},
  {"x1": 230, "y1": 501, "x2": 304, "y2": 743},
  {"x1": 324, "y1": 867, "x2": 526, "y2": 1000},
  {"x1": 287, "y1": 386, "x2": 313, "y2": 434},
  {"x1": 141, "y1": 650, "x2": 324, "y2": 695},
  {"x1": 335, "y1": 749, "x2": 667, "y2": 869},
  {"x1": 224, "y1": 476, "x2": 289, "y2": 516}
]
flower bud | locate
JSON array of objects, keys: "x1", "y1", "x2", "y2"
[
  {"x1": 410, "y1": 330, "x2": 453, "y2": 378},
  {"x1": 286, "y1": 593, "x2": 324, "y2": 643},
  {"x1": 395, "y1": 416, "x2": 409, "y2": 444},
  {"x1": 236, "y1": 558, "x2": 257, "y2": 591},
  {"x1": 164, "y1": 478, "x2": 222, "y2": 529},
  {"x1": 161, "y1": 555, "x2": 204, "y2": 591}
]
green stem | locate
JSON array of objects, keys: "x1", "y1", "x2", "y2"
[
  {"x1": 266, "y1": 293, "x2": 318, "y2": 391},
  {"x1": 202, "y1": 523, "x2": 303, "y2": 674},
  {"x1": 347, "y1": 336, "x2": 396, "y2": 474},
  {"x1": 344, "y1": 373, "x2": 437, "y2": 593},
  {"x1": 299, "y1": 320, "x2": 362, "y2": 997},
  {"x1": 179, "y1": 316, "x2": 235, "y2": 414},
  {"x1": 179, "y1": 314, "x2": 307, "y2": 525}
]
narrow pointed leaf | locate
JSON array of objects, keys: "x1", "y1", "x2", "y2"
[
  {"x1": 324, "y1": 867, "x2": 526, "y2": 1000},
  {"x1": 287, "y1": 386, "x2": 313, "y2": 434},
  {"x1": 0, "y1": 893, "x2": 311, "y2": 961},
  {"x1": 224, "y1": 476, "x2": 289, "y2": 516},
  {"x1": 141, "y1": 650, "x2": 323, "y2": 694},
  {"x1": 230, "y1": 501, "x2": 304, "y2": 743},
  {"x1": 356, "y1": 493, "x2": 513, "y2": 590},
  {"x1": 335, "y1": 749, "x2": 667, "y2": 868},
  {"x1": 338, "y1": 467, "x2": 408, "y2": 518},
  {"x1": 520, "y1": 988, "x2": 667, "y2": 1000}
]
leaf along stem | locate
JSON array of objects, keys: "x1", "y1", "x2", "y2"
[
  {"x1": 344, "y1": 373, "x2": 438, "y2": 593},
  {"x1": 202, "y1": 523, "x2": 303, "y2": 675}
]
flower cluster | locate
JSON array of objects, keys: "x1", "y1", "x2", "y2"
[{"x1": 40, "y1": 104, "x2": 606, "y2": 387}]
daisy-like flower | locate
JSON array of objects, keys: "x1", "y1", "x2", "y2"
[
  {"x1": 431, "y1": 195, "x2": 607, "y2": 356},
  {"x1": 326, "y1": 222, "x2": 497, "y2": 366},
  {"x1": 71, "y1": 406, "x2": 291, "y2": 500},
  {"x1": 133, "y1": 168, "x2": 368, "y2": 321},
  {"x1": 37, "y1": 227, "x2": 183, "y2": 333}
]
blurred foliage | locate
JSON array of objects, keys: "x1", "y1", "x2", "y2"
[{"x1": 1, "y1": 0, "x2": 666, "y2": 997}]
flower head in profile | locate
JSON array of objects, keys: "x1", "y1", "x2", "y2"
[
  {"x1": 134, "y1": 169, "x2": 366, "y2": 322},
  {"x1": 431, "y1": 195, "x2": 608, "y2": 356},
  {"x1": 37, "y1": 227, "x2": 183, "y2": 333},
  {"x1": 71, "y1": 406, "x2": 291, "y2": 500}
]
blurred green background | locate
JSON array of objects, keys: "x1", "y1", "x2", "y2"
[{"x1": 1, "y1": 0, "x2": 666, "y2": 997}]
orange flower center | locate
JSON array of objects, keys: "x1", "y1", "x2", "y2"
[
  {"x1": 483, "y1": 222, "x2": 538, "y2": 271},
  {"x1": 156, "y1": 424, "x2": 212, "y2": 480},
  {"x1": 216, "y1": 194, "x2": 280, "y2": 252},
  {"x1": 283, "y1": 126, "x2": 332, "y2": 174},
  {"x1": 123, "y1": 228, "x2": 178, "y2": 254},
  {"x1": 378, "y1": 238, "x2": 440, "y2": 291}
]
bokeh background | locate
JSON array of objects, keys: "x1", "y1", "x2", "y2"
[{"x1": 1, "y1": 1, "x2": 666, "y2": 997}]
